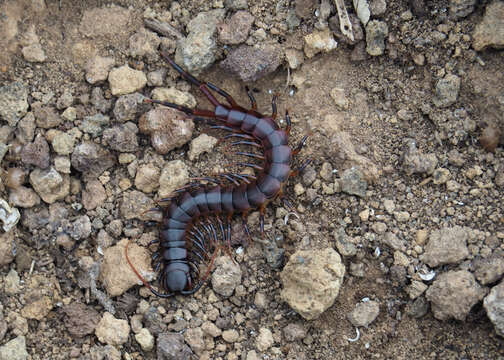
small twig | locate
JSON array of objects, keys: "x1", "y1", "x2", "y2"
[{"x1": 144, "y1": 18, "x2": 185, "y2": 40}]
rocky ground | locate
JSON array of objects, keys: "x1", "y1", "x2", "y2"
[{"x1": 0, "y1": 0, "x2": 503, "y2": 359}]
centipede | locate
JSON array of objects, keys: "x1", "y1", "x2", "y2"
[{"x1": 126, "y1": 51, "x2": 309, "y2": 298}]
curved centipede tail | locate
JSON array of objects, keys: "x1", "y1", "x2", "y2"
[{"x1": 125, "y1": 240, "x2": 175, "y2": 298}]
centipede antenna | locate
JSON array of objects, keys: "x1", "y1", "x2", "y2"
[{"x1": 206, "y1": 81, "x2": 238, "y2": 107}]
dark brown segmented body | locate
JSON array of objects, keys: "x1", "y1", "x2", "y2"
[{"x1": 128, "y1": 52, "x2": 308, "y2": 298}]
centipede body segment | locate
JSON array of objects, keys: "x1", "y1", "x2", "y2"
[{"x1": 126, "y1": 51, "x2": 309, "y2": 298}]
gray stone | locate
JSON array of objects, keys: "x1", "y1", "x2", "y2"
[
  {"x1": 80, "y1": 114, "x2": 110, "y2": 137},
  {"x1": 0, "y1": 82, "x2": 28, "y2": 127},
  {"x1": 71, "y1": 142, "x2": 116, "y2": 177},
  {"x1": 175, "y1": 9, "x2": 225, "y2": 75},
  {"x1": 450, "y1": 0, "x2": 476, "y2": 19},
  {"x1": 483, "y1": 280, "x2": 504, "y2": 337},
  {"x1": 220, "y1": 44, "x2": 283, "y2": 82},
  {"x1": 473, "y1": 254, "x2": 504, "y2": 285},
  {"x1": 473, "y1": 1, "x2": 504, "y2": 51},
  {"x1": 86, "y1": 55, "x2": 115, "y2": 84},
  {"x1": 21, "y1": 134, "x2": 50, "y2": 169},
  {"x1": 113, "y1": 93, "x2": 143, "y2": 122},
  {"x1": 420, "y1": 226, "x2": 469, "y2": 267},
  {"x1": 402, "y1": 139, "x2": 438, "y2": 175},
  {"x1": 347, "y1": 300, "x2": 380, "y2": 327},
  {"x1": 426, "y1": 270, "x2": 488, "y2": 321},
  {"x1": 102, "y1": 123, "x2": 138, "y2": 152},
  {"x1": 129, "y1": 28, "x2": 161, "y2": 60},
  {"x1": 340, "y1": 167, "x2": 367, "y2": 198},
  {"x1": 433, "y1": 74, "x2": 461, "y2": 108},
  {"x1": 157, "y1": 333, "x2": 193, "y2": 360},
  {"x1": 225, "y1": 0, "x2": 248, "y2": 10},
  {"x1": 139, "y1": 108, "x2": 194, "y2": 155},
  {"x1": 218, "y1": 11, "x2": 255, "y2": 45},
  {"x1": 211, "y1": 256, "x2": 242, "y2": 297},
  {"x1": 0, "y1": 336, "x2": 28, "y2": 360},
  {"x1": 31, "y1": 103, "x2": 62, "y2": 129},
  {"x1": 29, "y1": 167, "x2": 70, "y2": 204},
  {"x1": 22, "y1": 43, "x2": 46, "y2": 62},
  {"x1": 366, "y1": 20, "x2": 388, "y2": 56}
]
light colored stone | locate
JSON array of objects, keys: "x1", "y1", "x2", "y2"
[
  {"x1": 108, "y1": 65, "x2": 147, "y2": 96},
  {"x1": 99, "y1": 239, "x2": 155, "y2": 297},
  {"x1": 95, "y1": 312, "x2": 130, "y2": 346},
  {"x1": 280, "y1": 248, "x2": 345, "y2": 320},
  {"x1": 158, "y1": 160, "x2": 190, "y2": 198}
]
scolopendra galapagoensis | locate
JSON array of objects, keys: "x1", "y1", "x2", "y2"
[{"x1": 126, "y1": 52, "x2": 309, "y2": 298}]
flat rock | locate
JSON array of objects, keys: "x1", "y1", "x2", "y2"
[
  {"x1": 420, "y1": 226, "x2": 469, "y2": 267},
  {"x1": 366, "y1": 20, "x2": 388, "y2": 56},
  {"x1": 99, "y1": 239, "x2": 154, "y2": 297},
  {"x1": 433, "y1": 74, "x2": 461, "y2": 108},
  {"x1": 63, "y1": 302, "x2": 101, "y2": 338},
  {"x1": 220, "y1": 44, "x2": 283, "y2": 82},
  {"x1": 0, "y1": 231, "x2": 15, "y2": 266},
  {"x1": 280, "y1": 248, "x2": 345, "y2": 320},
  {"x1": 426, "y1": 270, "x2": 488, "y2": 321},
  {"x1": 79, "y1": 5, "x2": 132, "y2": 38}
]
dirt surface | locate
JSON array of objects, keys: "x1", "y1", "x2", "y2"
[{"x1": 0, "y1": 0, "x2": 503, "y2": 359}]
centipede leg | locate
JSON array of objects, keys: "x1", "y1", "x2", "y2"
[
  {"x1": 285, "y1": 110, "x2": 291, "y2": 135},
  {"x1": 292, "y1": 134, "x2": 309, "y2": 156},
  {"x1": 271, "y1": 93, "x2": 278, "y2": 120},
  {"x1": 245, "y1": 86, "x2": 257, "y2": 110},
  {"x1": 242, "y1": 212, "x2": 252, "y2": 244},
  {"x1": 259, "y1": 206, "x2": 266, "y2": 240}
]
